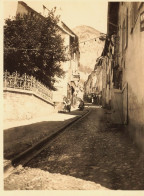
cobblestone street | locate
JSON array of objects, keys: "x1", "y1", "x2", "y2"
[
  {"x1": 4, "y1": 107, "x2": 144, "y2": 190},
  {"x1": 3, "y1": 0, "x2": 144, "y2": 193}
]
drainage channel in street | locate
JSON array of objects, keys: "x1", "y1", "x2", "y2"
[{"x1": 4, "y1": 109, "x2": 91, "y2": 179}]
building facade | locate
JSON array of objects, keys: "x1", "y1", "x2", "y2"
[
  {"x1": 84, "y1": 59, "x2": 102, "y2": 104},
  {"x1": 52, "y1": 21, "x2": 80, "y2": 106},
  {"x1": 102, "y1": 2, "x2": 144, "y2": 150}
]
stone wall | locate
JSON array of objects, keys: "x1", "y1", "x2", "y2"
[
  {"x1": 118, "y1": 2, "x2": 144, "y2": 151},
  {"x1": 4, "y1": 88, "x2": 54, "y2": 121},
  {"x1": 127, "y1": 85, "x2": 144, "y2": 151}
]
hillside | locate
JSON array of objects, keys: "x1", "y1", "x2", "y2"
[{"x1": 73, "y1": 25, "x2": 105, "y2": 84}]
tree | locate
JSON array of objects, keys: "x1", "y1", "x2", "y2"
[{"x1": 4, "y1": 8, "x2": 67, "y2": 90}]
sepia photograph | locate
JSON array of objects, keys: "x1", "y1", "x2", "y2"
[{"x1": 2, "y1": 0, "x2": 144, "y2": 192}]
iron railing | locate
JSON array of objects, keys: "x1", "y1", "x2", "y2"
[{"x1": 3, "y1": 71, "x2": 53, "y2": 102}]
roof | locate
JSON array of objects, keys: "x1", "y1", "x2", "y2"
[
  {"x1": 61, "y1": 21, "x2": 77, "y2": 38},
  {"x1": 17, "y1": 1, "x2": 77, "y2": 38},
  {"x1": 58, "y1": 22, "x2": 76, "y2": 37},
  {"x1": 17, "y1": 1, "x2": 44, "y2": 19}
]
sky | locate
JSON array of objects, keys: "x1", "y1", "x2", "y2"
[{"x1": 3, "y1": 0, "x2": 108, "y2": 33}]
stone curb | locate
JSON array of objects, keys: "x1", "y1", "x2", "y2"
[{"x1": 4, "y1": 109, "x2": 90, "y2": 178}]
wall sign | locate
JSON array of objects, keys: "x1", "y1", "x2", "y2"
[{"x1": 140, "y1": 11, "x2": 144, "y2": 31}]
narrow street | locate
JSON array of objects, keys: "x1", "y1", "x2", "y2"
[
  {"x1": 3, "y1": 1, "x2": 144, "y2": 193},
  {"x1": 5, "y1": 106, "x2": 144, "y2": 190}
]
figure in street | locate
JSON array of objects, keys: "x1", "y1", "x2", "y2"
[{"x1": 78, "y1": 99, "x2": 85, "y2": 111}]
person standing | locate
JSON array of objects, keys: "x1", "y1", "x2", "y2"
[{"x1": 67, "y1": 99, "x2": 71, "y2": 112}]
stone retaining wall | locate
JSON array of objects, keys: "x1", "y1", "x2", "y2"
[{"x1": 4, "y1": 88, "x2": 54, "y2": 121}]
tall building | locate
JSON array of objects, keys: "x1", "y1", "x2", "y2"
[{"x1": 102, "y1": 2, "x2": 144, "y2": 150}]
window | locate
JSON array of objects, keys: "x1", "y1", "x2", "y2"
[
  {"x1": 140, "y1": 11, "x2": 144, "y2": 31},
  {"x1": 122, "y1": 8, "x2": 128, "y2": 52}
]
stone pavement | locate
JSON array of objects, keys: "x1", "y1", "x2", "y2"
[
  {"x1": 4, "y1": 107, "x2": 88, "y2": 161},
  {"x1": 25, "y1": 107, "x2": 144, "y2": 190},
  {"x1": 4, "y1": 106, "x2": 144, "y2": 190}
]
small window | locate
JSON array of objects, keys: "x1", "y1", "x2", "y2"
[
  {"x1": 140, "y1": 11, "x2": 144, "y2": 32},
  {"x1": 122, "y1": 8, "x2": 128, "y2": 52}
]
